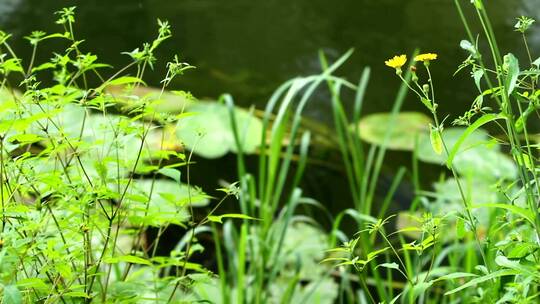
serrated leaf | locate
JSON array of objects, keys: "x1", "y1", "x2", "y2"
[
  {"x1": 97, "y1": 76, "x2": 146, "y2": 92},
  {"x1": 8, "y1": 133, "x2": 44, "y2": 144},
  {"x1": 31, "y1": 62, "x2": 56, "y2": 73},
  {"x1": 1, "y1": 58, "x2": 24, "y2": 73},
  {"x1": 507, "y1": 242, "x2": 535, "y2": 259},
  {"x1": 503, "y1": 53, "x2": 519, "y2": 96},
  {"x1": 473, "y1": 69, "x2": 483, "y2": 91},
  {"x1": 471, "y1": 203, "x2": 535, "y2": 226},
  {"x1": 495, "y1": 255, "x2": 539, "y2": 277}
]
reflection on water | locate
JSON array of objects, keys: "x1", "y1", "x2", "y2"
[
  {"x1": 0, "y1": 0, "x2": 22, "y2": 24},
  {"x1": 0, "y1": 0, "x2": 538, "y2": 122}
]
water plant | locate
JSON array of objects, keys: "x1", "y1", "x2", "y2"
[
  {"x1": 1, "y1": 2, "x2": 539, "y2": 304},
  {"x1": 327, "y1": 0, "x2": 540, "y2": 303}
]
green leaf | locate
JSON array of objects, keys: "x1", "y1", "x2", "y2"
[
  {"x1": 375, "y1": 262, "x2": 399, "y2": 270},
  {"x1": 471, "y1": 203, "x2": 535, "y2": 226},
  {"x1": 460, "y1": 40, "x2": 477, "y2": 56},
  {"x1": 1, "y1": 58, "x2": 24, "y2": 73},
  {"x1": 431, "y1": 272, "x2": 478, "y2": 283},
  {"x1": 429, "y1": 125, "x2": 442, "y2": 155},
  {"x1": 503, "y1": 53, "x2": 519, "y2": 96},
  {"x1": 7, "y1": 133, "x2": 44, "y2": 144},
  {"x1": 515, "y1": 152, "x2": 534, "y2": 171},
  {"x1": 446, "y1": 113, "x2": 505, "y2": 168},
  {"x1": 388, "y1": 293, "x2": 402, "y2": 304},
  {"x1": 16, "y1": 278, "x2": 48, "y2": 291},
  {"x1": 420, "y1": 97, "x2": 433, "y2": 111},
  {"x1": 207, "y1": 213, "x2": 258, "y2": 224},
  {"x1": 444, "y1": 269, "x2": 520, "y2": 295},
  {"x1": 63, "y1": 291, "x2": 91, "y2": 298},
  {"x1": 96, "y1": 76, "x2": 146, "y2": 92},
  {"x1": 31, "y1": 62, "x2": 56, "y2": 73},
  {"x1": 472, "y1": 69, "x2": 483, "y2": 91},
  {"x1": 411, "y1": 281, "x2": 432, "y2": 302},
  {"x1": 3, "y1": 285, "x2": 22, "y2": 304},
  {"x1": 507, "y1": 242, "x2": 536, "y2": 259},
  {"x1": 158, "y1": 167, "x2": 181, "y2": 183},
  {"x1": 104, "y1": 255, "x2": 152, "y2": 266},
  {"x1": 532, "y1": 57, "x2": 540, "y2": 67},
  {"x1": 418, "y1": 127, "x2": 516, "y2": 180},
  {"x1": 471, "y1": 0, "x2": 483, "y2": 9},
  {"x1": 367, "y1": 247, "x2": 390, "y2": 260},
  {"x1": 495, "y1": 255, "x2": 539, "y2": 277}
]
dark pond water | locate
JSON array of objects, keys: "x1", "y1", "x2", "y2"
[
  {"x1": 1, "y1": 0, "x2": 539, "y2": 122},
  {"x1": 1, "y1": 1, "x2": 539, "y2": 218}
]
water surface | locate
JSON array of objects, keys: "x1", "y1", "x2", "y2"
[{"x1": 1, "y1": 0, "x2": 538, "y2": 122}]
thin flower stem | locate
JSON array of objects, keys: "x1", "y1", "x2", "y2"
[{"x1": 379, "y1": 231, "x2": 413, "y2": 285}]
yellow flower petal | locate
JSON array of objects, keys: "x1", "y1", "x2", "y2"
[
  {"x1": 414, "y1": 53, "x2": 438, "y2": 62},
  {"x1": 385, "y1": 55, "x2": 407, "y2": 69}
]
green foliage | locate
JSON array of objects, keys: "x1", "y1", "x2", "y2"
[
  {"x1": 327, "y1": 2, "x2": 540, "y2": 303},
  {"x1": 1, "y1": 2, "x2": 539, "y2": 304},
  {"x1": 0, "y1": 7, "x2": 226, "y2": 303}
]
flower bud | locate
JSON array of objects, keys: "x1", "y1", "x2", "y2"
[{"x1": 422, "y1": 84, "x2": 430, "y2": 94}]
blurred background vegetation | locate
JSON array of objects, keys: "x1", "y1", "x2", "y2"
[{"x1": 1, "y1": 0, "x2": 538, "y2": 122}]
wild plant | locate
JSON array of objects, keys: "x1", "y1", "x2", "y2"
[
  {"x1": 326, "y1": 0, "x2": 540, "y2": 303},
  {"x1": 0, "y1": 7, "x2": 228, "y2": 303}
]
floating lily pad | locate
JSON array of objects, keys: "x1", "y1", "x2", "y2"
[
  {"x1": 417, "y1": 128, "x2": 516, "y2": 180},
  {"x1": 176, "y1": 102, "x2": 262, "y2": 158},
  {"x1": 356, "y1": 112, "x2": 431, "y2": 150},
  {"x1": 106, "y1": 85, "x2": 194, "y2": 114},
  {"x1": 124, "y1": 179, "x2": 209, "y2": 226}
]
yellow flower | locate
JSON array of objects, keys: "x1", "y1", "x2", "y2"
[
  {"x1": 385, "y1": 54, "x2": 407, "y2": 69},
  {"x1": 414, "y1": 53, "x2": 438, "y2": 62}
]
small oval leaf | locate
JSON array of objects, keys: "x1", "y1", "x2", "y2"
[{"x1": 429, "y1": 125, "x2": 443, "y2": 155}]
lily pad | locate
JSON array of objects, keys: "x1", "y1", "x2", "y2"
[
  {"x1": 356, "y1": 112, "x2": 431, "y2": 150},
  {"x1": 106, "y1": 85, "x2": 194, "y2": 114},
  {"x1": 176, "y1": 102, "x2": 263, "y2": 158},
  {"x1": 123, "y1": 179, "x2": 209, "y2": 226},
  {"x1": 417, "y1": 128, "x2": 516, "y2": 180}
]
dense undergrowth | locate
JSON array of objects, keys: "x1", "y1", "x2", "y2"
[{"x1": 0, "y1": 1, "x2": 539, "y2": 303}]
